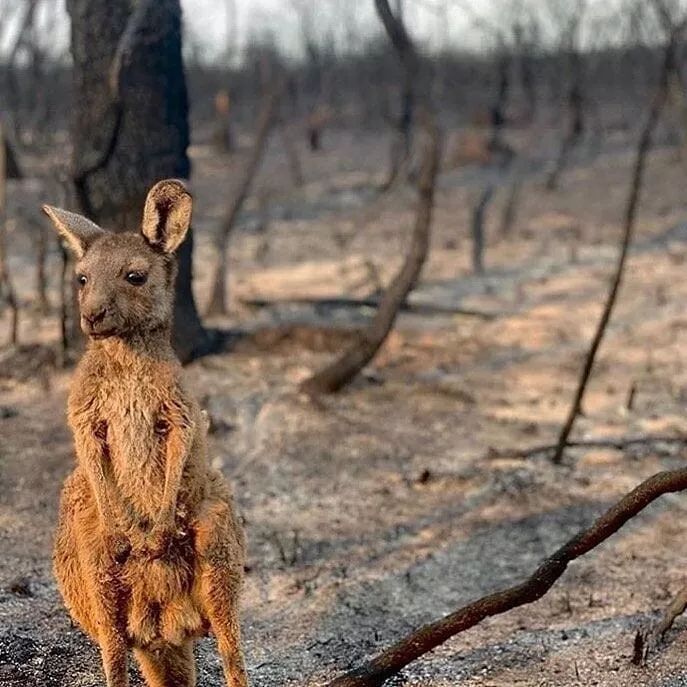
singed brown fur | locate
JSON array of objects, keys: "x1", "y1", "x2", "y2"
[{"x1": 47, "y1": 180, "x2": 249, "y2": 687}]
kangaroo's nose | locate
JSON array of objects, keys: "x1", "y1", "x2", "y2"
[{"x1": 84, "y1": 308, "x2": 107, "y2": 326}]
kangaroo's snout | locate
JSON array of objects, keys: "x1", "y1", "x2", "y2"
[
  {"x1": 83, "y1": 307, "x2": 107, "y2": 326},
  {"x1": 80, "y1": 302, "x2": 115, "y2": 337}
]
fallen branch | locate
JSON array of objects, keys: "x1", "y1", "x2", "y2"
[
  {"x1": 240, "y1": 296, "x2": 497, "y2": 320},
  {"x1": 299, "y1": 111, "x2": 441, "y2": 395},
  {"x1": 494, "y1": 434, "x2": 687, "y2": 460},
  {"x1": 551, "y1": 27, "x2": 678, "y2": 464},
  {"x1": 325, "y1": 466, "x2": 687, "y2": 687}
]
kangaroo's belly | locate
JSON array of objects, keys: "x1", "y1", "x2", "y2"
[{"x1": 123, "y1": 547, "x2": 208, "y2": 647}]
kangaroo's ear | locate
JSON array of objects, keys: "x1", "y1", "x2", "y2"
[
  {"x1": 141, "y1": 179, "x2": 192, "y2": 254},
  {"x1": 42, "y1": 205, "x2": 106, "y2": 259}
]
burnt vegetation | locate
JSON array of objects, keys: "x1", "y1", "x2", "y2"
[{"x1": 4, "y1": 0, "x2": 687, "y2": 685}]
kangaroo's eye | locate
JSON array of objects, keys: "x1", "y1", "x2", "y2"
[
  {"x1": 76, "y1": 274, "x2": 87, "y2": 287},
  {"x1": 126, "y1": 272, "x2": 147, "y2": 286}
]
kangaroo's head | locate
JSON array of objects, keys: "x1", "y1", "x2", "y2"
[{"x1": 43, "y1": 179, "x2": 192, "y2": 341}]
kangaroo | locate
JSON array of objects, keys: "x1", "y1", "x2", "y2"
[{"x1": 45, "y1": 180, "x2": 248, "y2": 687}]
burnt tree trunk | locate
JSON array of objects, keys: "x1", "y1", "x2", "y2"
[
  {"x1": 546, "y1": 50, "x2": 585, "y2": 191},
  {"x1": 3, "y1": 137, "x2": 22, "y2": 180},
  {"x1": 206, "y1": 83, "x2": 282, "y2": 317},
  {"x1": 375, "y1": 0, "x2": 420, "y2": 187},
  {"x1": 550, "y1": 27, "x2": 677, "y2": 464},
  {"x1": 0, "y1": 121, "x2": 19, "y2": 346},
  {"x1": 471, "y1": 185, "x2": 494, "y2": 275},
  {"x1": 300, "y1": 113, "x2": 440, "y2": 395},
  {"x1": 67, "y1": 0, "x2": 210, "y2": 362}
]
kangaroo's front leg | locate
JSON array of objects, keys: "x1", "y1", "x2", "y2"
[
  {"x1": 73, "y1": 421, "x2": 132, "y2": 685},
  {"x1": 87, "y1": 543, "x2": 130, "y2": 687},
  {"x1": 145, "y1": 399, "x2": 195, "y2": 558},
  {"x1": 74, "y1": 419, "x2": 132, "y2": 562}
]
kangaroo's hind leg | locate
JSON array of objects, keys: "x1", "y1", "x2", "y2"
[
  {"x1": 133, "y1": 641, "x2": 196, "y2": 687},
  {"x1": 86, "y1": 529, "x2": 131, "y2": 687},
  {"x1": 194, "y1": 496, "x2": 248, "y2": 687},
  {"x1": 55, "y1": 470, "x2": 131, "y2": 687},
  {"x1": 53, "y1": 471, "x2": 100, "y2": 641}
]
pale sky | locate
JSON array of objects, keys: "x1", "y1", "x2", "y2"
[
  {"x1": 0, "y1": 0, "x2": 510, "y2": 62},
  {"x1": 0, "y1": 0, "x2": 668, "y2": 63},
  {"x1": 182, "y1": 0, "x2": 475, "y2": 61}
]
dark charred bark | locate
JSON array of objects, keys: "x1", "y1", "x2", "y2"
[
  {"x1": 0, "y1": 122, "x2": 18, "y2": 346},
  {"x1": 546, "y1": 50, "x2": 585, "y2": 191},
  {"x1": 279, "y1": 120, "x2": 304, "y2": 188},
  {"x1": 34, "y1": 220, "x2": 49, "y2": 314},
  {"x1": 67, "y1": 0, "x2": 209, "y2": 362},
  {"x1": 471, "y1": 185, "x2": 494, "y2": 275},
  {"x1": 500, "y1": 178, "x2": 522, "y2": 237},
  {"x1": 489, "y1": 50, "x2": 510, "y2": 152},
  {"x1": 375, "y1": 0, "x2": 420, "y2": 187},
  {"x1": 3, "y1": 137, "x2": 21, "y2": 180}
]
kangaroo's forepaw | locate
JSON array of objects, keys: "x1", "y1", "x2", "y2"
[
  {"x1": 103, "y1": 531, "x2": 132, "y2": 565},
  {"x1": 142, "y1": 528, "x2": 172, "y2": 560}
]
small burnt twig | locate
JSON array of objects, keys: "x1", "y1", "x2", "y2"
[{"x1": 633, "y1": 584, "x2": 687, "y2": 666}]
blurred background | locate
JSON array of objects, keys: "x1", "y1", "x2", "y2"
[{"x1": 4, "y1": 1, "x2": 687, "y2": 686}]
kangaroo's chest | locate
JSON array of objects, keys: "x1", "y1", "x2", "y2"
[{"x1": 77, "y1": 370, "x2": 173, "y2": 491}]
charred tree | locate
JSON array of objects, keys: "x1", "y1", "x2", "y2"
[
  {"x1": 279, "y1": 119, "x2": 305, "y2": 188},
  {"x1": 470, "y1": 45, "x2": 515, "y2": 275},
  {"x1": 546, "y1": 4, "x2": 586, "y2": 192},
  {"x1": 0, "y1": 121, "x2": 18, "y2": 345},
  {"x1": 546, "y1": 50, "x2": 585, "y2": 190},
  {"x1": 34, "y1": 219, "x2": 49, "y2": 314},
  {"x1": 499, "y1": 177, "x2": 522, "y2": 237},
  {"x1": 300, "y1": 113, "x2": 440, "y2": 395},
  {"x1": 551, "y1": 24, "x2": 679, "y2": 464},
  {"x1": 375, "y1": 0, "x2": 420, "y2": 187},
  {"x1": 513, "y1": 15, "x2": 538, "y2": 124},
  {"x1": 2, "y1": 136, "x2": 21, "y2": 180},
  {"x1": 206, "y1": 83, "x2": 282, "y2": 317},
  {"x1": 471, "y1": 185, "x2": 494, "y2": 274},
  {"x1": 489, "y1": 47, "x2": 510, "y2": 155},
  {"x1": 67, "y1": 0, "x2": 209, "y2": 362}
]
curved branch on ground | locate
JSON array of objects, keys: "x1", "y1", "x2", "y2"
[{"x1": 325, "y1": 466, "x2": 687, "y2": 687}]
